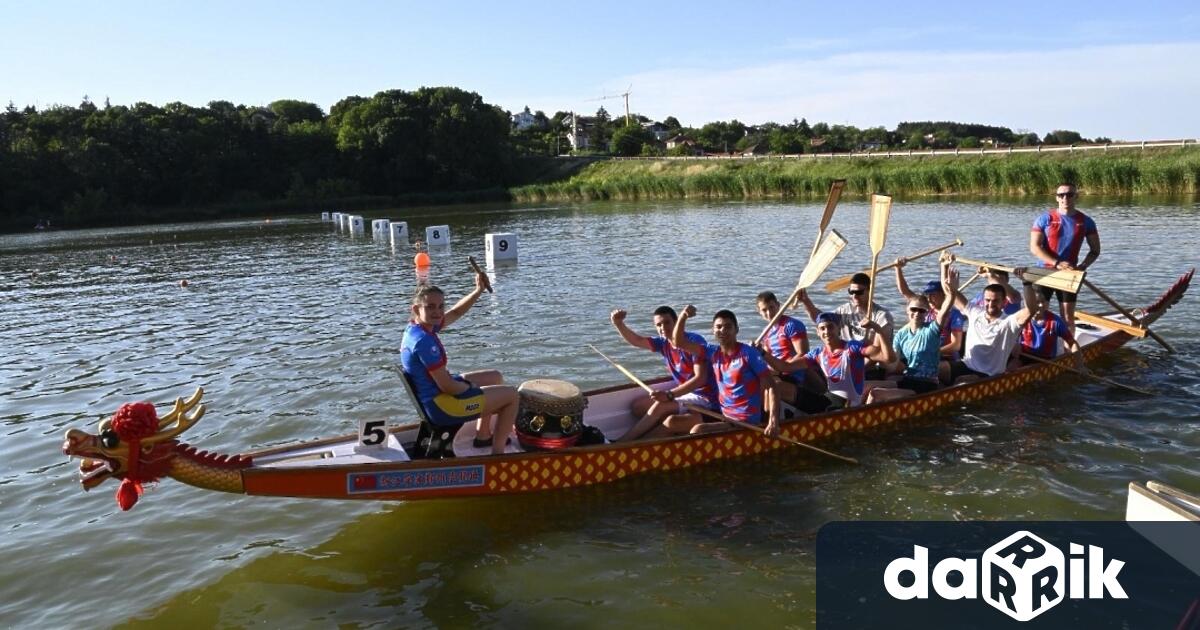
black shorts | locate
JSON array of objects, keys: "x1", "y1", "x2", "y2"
[
  {"x1": 897, "y1": 376, "x2": 940, "y2": 394},
  {"x1": 864, "y1": 363, "x2": 887, "y2": 381},
  {"x1": 947, "y1": 359, "x2": 988, "y2": 382},
  {"x1": 1036, "y1": 284, "x2": 1078, "y2": 304}
]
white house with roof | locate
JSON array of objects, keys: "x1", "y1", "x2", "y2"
[{"x1": 512, "y1": 107, "x2": 537, "y2": 131}]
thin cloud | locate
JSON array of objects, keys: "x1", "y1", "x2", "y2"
[{"x1": 612, "y1": 42, "x2": 1200, "y2": 139}]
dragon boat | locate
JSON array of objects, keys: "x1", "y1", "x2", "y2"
[{"x1": 62, "y1": 270, "x2": 1193, "y2": 510}]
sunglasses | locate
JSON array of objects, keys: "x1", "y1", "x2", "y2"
[
  {"x1": 908, "y1": 307, "x2": 928, "y2": 314},
  {"x1": 847, "y1": 289, "x2": 866, "y2": 296},
  {"x1": 1056, "y1": 191, "x2": 1076, "y2": 198}
]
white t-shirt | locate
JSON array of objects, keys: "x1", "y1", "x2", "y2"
[
  {"x1": 832, "y1": 302, "x2": 894, "y2": 344},
  {"x1": 962, "y1": 304, "x2": 1023, "y2": 376}
]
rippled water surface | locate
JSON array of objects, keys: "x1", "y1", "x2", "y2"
[{"x1": 2, "y1": 198, "x2": 1197, "y2": 628}]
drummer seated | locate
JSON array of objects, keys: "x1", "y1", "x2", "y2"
[{"x1": 400, "y1": 284, "x2": 520, "y2": 456}]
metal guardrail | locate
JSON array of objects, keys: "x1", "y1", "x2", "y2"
[{"x1": 594, "y1": 138, "x2": 1199, "y2": 161}]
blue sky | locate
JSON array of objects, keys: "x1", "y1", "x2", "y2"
[{"x1": 2, "y1": 1, "x2": 1197, "y2": 139}]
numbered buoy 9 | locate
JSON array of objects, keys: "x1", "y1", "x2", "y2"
[{"x1": 414, "y1": 252, "x2": 431, "y2": 268}]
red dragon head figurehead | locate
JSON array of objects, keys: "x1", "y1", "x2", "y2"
[{"x1": 62, "y1": 388, "x2": 206, "y2": 510}]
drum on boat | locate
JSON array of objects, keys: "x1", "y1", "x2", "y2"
[{"x1": 515, "y1": 379, "x2": 587, "y2": 450}]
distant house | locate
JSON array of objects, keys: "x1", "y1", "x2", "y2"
[
  {"x1": 512, "y1": 108, "x2": 537, "y2": 131},
  {"x1": 643, "y1": 121, "x2": 671, "y2": 141},
  {"x1": 665, "y1": 134, "x2": 702, "y2": 155},
  {"x1": 740, "y1": 142, "x2": 769, "y2": 156},
  {"x1": 860, "y1": 141, "x2": 883, "y2": 151},
  {"x1": 810, "y1": 137, "x2": 827, "y2": 148}
]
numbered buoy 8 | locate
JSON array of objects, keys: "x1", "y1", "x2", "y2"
[
  {"x1": 425, "y1": 225, "x2": 450, "y2": 246},
  {"x1": 485, "y1": 232, "x2": 518, "y2": 265}
]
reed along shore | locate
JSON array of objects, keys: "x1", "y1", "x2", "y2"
[{"x1": 510, "y1": 147, "x2": 1200, "y2": 201}]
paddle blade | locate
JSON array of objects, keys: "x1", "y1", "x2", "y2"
[
  {"x1": 868, "y1": 194, "x2": 892, "y2": 253},
  {"x1": 796, "y1": 229, "x2": 848, "y2": 289},
  {"x1": 819, "y1": 180, "x2": 846, "y2": 232},
  {"x1": 1021, "y1": 266, "x2": 1085, "y2": 293}
]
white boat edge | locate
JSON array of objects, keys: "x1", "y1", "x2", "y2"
[{"x1": 1126, "y1": 481, "x2": 1200, "y2": 522}]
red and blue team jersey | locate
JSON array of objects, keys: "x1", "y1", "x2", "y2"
[
  {"x1": 400, "y1": 320, "x2": 448, "y2": 404},
  {"x1": 763, "y1": 314, "x2": 807, "y2": 361},
  {"x1": 650, "y1": 333, "x2": 716, "y2": 401},
  {"x1": 1032, "y1": 209, "x2": 1097, "y2": 268},
  {"x1": 1021, "y1": 312, "x2": 1075, "y2": 358},
  {"x1": 701, "y1": 342, "x2": 769, "y2": 423},
  {"x1": 806, "y1": 341, "x2": 867, "y2": 404},
  {"x1": 927, "y1": 307, "x2": 965, "y2": 348}
]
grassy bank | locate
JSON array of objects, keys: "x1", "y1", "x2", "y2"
[{"x1": 510, "y1": 148, "x2": 1200, "y2": 201}]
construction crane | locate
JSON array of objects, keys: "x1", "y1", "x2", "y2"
[{"x1": 586, "y1": 85, "x2": 633, "y2": 126}]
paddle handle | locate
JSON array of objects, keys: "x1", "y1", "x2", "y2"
[
  {"x1": 684, "y1": 404, "x2": 858, "y2": 464},
  {"x1": 825, "y1": 239, "x2": 961, "y2": 292},
  {"x1": 959, "y1": 271, "x2": 983, "y2": 293},
  {"x1": 588, "y1": 345, "x2": 655, "y2": 394},
  {"x1": 1019, "y1": 352, "x2": 1153, "y2": 396},
  {"x1": 1082, "y1": 279, "x2": 1174, "y2": 353},
  {"x1": 468, "y1": 256, "x2": 493, "y2": 293},
  {"x1": 865, "y1": 252, "x2": 881, "y2": 323}
]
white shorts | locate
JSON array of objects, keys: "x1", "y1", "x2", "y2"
[{"x1": 676, "y1": 392, "x2": 719, "y2": 414}]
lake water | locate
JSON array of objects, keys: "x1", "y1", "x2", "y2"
[{"x1": 2, "y1": 198, "x2": 1197, "y2": 628}]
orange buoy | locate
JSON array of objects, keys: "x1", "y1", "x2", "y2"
[{"x1": 414, "y1": 252, "x2": 431, "y2": 268}]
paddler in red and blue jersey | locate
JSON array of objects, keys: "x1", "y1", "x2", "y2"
[
  {"x1": 806, "y1": 312, "x2": 895, "y2": 408},
  {"x1": 1018, "y1": 292, "x2": 1087, "y2": 373},
  {"x1": 670, "y1": 305, "x2": 782, "y2": 437},
  {"x1": 753, "y1": 291, "x2": 831, "y2": 415},
  {"x1": 400, "y1": 276, "x2": 519, "y2": 455},
  {"x1": 610, "y1": 306, "x2": 717, "y2": 441},
  {"x1": 1029, "y1": 183, "x2": 1101, "y2": 332}
]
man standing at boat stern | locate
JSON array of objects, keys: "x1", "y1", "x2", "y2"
[
  {"x1": 400, "y1": 275, "x2": 519, "y2": 455},
  {"x1": 1030, "y1": 182, "x2": 1101, "y2": 332},
  {"x1": 670, "y1": 306, "x2": 782, "y2": 436},
  {"x1": 609, "y1": 306, "x2": 718, "y2": 441}
]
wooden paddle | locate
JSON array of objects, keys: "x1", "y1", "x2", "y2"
[
  {"x1": 1082, "y1": 279, "x2": 1174, "y2": 353},
  {"x1": 753, "y1": 229, "x2": 848, "y2": 345},
  {"x1": 684, "y1": 404, "x2": 858, "y2": 464},
  {"x1": 824, "y1": 238, "x2": 962, "y2": 292},
  {"x1": 468, "y1": 256, "x2": 493, "y2": 293},
  {"x1": 1019, "y1": 352, "x2": 1154, "y2": 396},
  {"x1": 588, "y1": 344, "x2": 655, "y2": 394},
  {"x1": 959, "y1": 271, "x2": 983, "y2": 293},
  {"x1": 809, "y1": 179, "x2": 846, "y2": 261},
  {"x1": 1074, "y1": 311, "x2": 1147, "y2": 338},
  {"x1": 953, "y1": 256, "x2": 1085, "y2": 294},
  {"x1": 864, "y1": 194, "x2": 893, "y2": 321}
]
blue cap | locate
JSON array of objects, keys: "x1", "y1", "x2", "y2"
[
  {"x1": 815, "y1": 312, "x2": 839, "y2": 325},
  {"x1": 922, "y1": 280, "x2": 943, "y2": 294}
]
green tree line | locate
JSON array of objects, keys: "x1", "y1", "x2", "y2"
[
  {"x1": 1, "y1": 87, "x2": 512, "y2": 232},
  {"x1": 3, "y1": 84, "x2": 1130, "y2": 232}
]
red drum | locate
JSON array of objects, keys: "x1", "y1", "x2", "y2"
[{"x1": 515, "y1": 379, "x2": 587, "y2": 450}]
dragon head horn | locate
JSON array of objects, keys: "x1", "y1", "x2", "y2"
[{"x1": 143, "y1": 388, "x2": 206, "y2": 445}]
